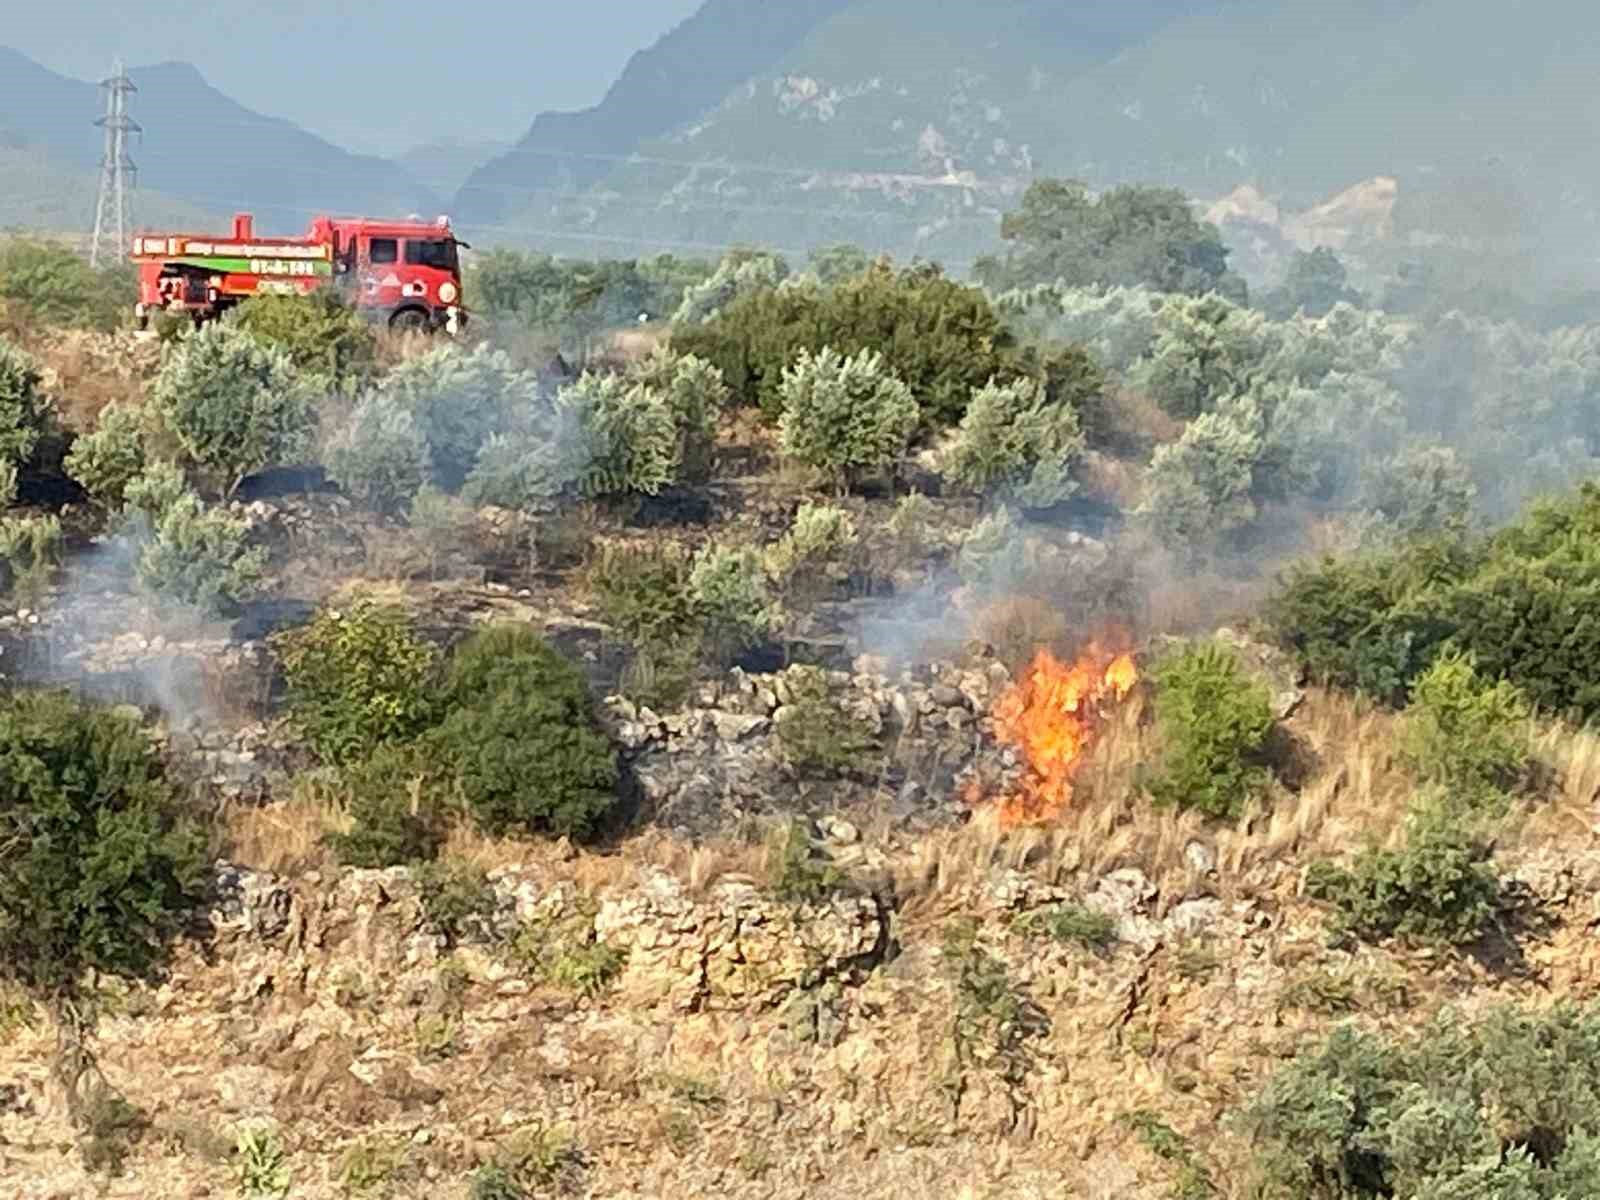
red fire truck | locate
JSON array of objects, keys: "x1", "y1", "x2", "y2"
[{"x1": 130, "y1": 212, "x2": 469, "y2": 334}]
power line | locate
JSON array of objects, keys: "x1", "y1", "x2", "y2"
[{"x1": 90, "y1": 59, "x2": 139, "y2": 269}]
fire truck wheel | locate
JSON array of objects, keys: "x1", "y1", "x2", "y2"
[{"x1": 388, "y1": 307, "x2": 431, "y2": 334}]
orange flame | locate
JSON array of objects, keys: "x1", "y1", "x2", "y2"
[{"x1": 981, "y1": 645, "x2": 1139, "y2": 828}]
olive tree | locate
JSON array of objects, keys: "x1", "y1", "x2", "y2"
[
  {"x1": 777, "y1": 347, "x2": 918, "y2": 492},
  {"x1": 151, "y1": 324, "x2": 315, "y2": 495}
]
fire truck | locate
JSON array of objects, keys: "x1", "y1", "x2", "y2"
[{"x1": 130, "y1": 212, "x2": 468, "y2": 334}]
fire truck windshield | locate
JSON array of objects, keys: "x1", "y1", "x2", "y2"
[{"x1": 405, "y1": 239, "x2": 458, "y2": 271}]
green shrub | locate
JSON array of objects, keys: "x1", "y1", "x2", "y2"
[
  {"x1": 127, "y1": 482, "x2": 266, "y2": 611},
  {"x1": 1361, "y1": 443, "x2": 1477, "y2": 538},
  {"x1": 151, "y1": 324, "x2": 315, "y2": 495},
  {"x1": 559, "y1": 371, "x2": 678, "y2": 498},
  {"x1": 774, "y1": 666, "x2": 879, "y2": 777},
  {"x1": 230, "y1": 290, "x2": 377, "y2": 395},
  {"x1": 941, "y1": 377, "x2": 1086, "y2": 509},
  {"x1": 0, "y1": 338, "x2": 52, "y2": 503},
  {"x1": 1135, "y1": 398, "x2": 1262, "y2": 556},
  {"x1": 673, "y1": 261, "x2": 1015, "y2": 428},
  {"x1": 0, "y1": 513, "x2": 61, "y2": 602},
  {"x1": 428, "y1": 625, "x2": 618, "y2": 839},
  {"x1": 1401, "y1": 652, "x2": 1531, "y2": 796},
  {"x1": 1305, "y1": 815, "x2": 1499, "y2": 946},
  {"x1": 275, "y1": 599, "x2": 439, "y2": 765},
  {"x1": 236, "y1": 1123, "x2": 291, "y2": 1200},
  {"x1": 672, "y1": 249, "x2": 788, "y2": 325},
  {"x1": 507, "y1": 907, "x2": 625, "y2": 997},
  {"x1": 588, "y1": 541, "x2": 697, "y2": 647},
  {"x1": 1267, "y1": 484, "x2": 1600, "y2": 720},
  {"x1": 626, "y1": 346, "x2": 729, "y2": 481},
  {"x1": 406, "y1": 484, "x2": 476, "y2": 578},
  {"x1": 324, "y1": 393, "x2": 432, "y2": 514},
  {"x1": 325, "y1": 744, "x2": 446, "y2": 868},
  {"x1": 777, "y1": 347, "x2": 918, "y2": 491},
  {"x1": 1236, "y1": 1005, "x2": 1600, "y2": 1199},
  {"x1": 955, "y1": 506, "x2": 1025, "y2": 586},
  {"x1": 688, "y1": 542, "x2": 779, "y2": 656},
  {"x1": 1148, "y1": 643, "x2": 1274, "y2": 819},
  {"x1": 378, "y1": 344, "x2": 528, "y2": 490},
  {"x1": 0, "y1": 691, "x2": 207, "y2": 1115},
  {"x1": 764, "y1": 502, "x2": 859, "y2": 598},
  {"x1": 0, "y1": 241, "x2": 133, "y2": 331},
  {"x1": 64, "y1": 401, "x2": 147, "y2": 507},
  {"x1": 1018, "y1": 903, "x2": 1118, "y2": 951},
  {"x1": 412, "y1": 859, "x2": 498, "y2": 947},
  {"x1": 766, "y1": 821, "x2": 847, "y2": 903}
]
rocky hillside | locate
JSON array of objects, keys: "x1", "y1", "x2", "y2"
[{"x1": 458, "y1": 0, "x2": 1600, "y2": 275}]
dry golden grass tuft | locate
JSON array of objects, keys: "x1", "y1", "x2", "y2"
[{"x1": 218, "y1": 781, "x2": 344, "y2": 874}]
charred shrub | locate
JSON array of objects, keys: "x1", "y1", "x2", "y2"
[
  {"x1": 1148, "y1": 643, "x2": 1275, "y2": 819},
  {"x1": 427, "y1": 625, "x2": 619, "y2": 839},
  {"x1": 275, "y1": 599, "x2": 440, "y2": 766}
]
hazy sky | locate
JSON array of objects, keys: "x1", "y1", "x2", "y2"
[{"x1": 5, "y1": 0, "x2": 706, "y2": 156}]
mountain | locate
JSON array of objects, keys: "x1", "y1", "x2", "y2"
[
  {"x1": 455, "y1": 0, "x2": 858, "y2": 230},
  {"x1": 0, "y1": 48, "x2": 439, "y2": 234},
  {"x1": 394, "y1": 138, "x2": 509, "y2": 206},
  {"x1": 454, "y1": 0, "x2": 1600, "y2": 279}
]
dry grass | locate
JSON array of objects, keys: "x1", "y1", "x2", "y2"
[
  {"x1": 218, "y1": 782, "x2": 344, "y2": 874},
  {"x1": 894, "y1": 686, "x2": 1419, "y2": 917}
]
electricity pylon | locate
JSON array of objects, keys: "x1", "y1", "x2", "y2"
[{"x1": 89, "y1": 59, "x2": 139, "y2": 269}]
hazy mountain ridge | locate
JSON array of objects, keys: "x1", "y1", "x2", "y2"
[
  {"x1": 456, "y1": 0, "x2": 1600, "y2": 278},
  {"x1": 0, "y1": 47, "x2": 439, "y2": 234}
]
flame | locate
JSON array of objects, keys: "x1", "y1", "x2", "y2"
[{"x1": 981, "y1": 645, "x2": 1139, "y2": 828}]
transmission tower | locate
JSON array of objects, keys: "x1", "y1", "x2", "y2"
[{"x1": 89, "y1": 59, "x2": 139, "y2": 268}]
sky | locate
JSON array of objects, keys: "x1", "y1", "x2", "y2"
[{"x1": 4, "y1": 0, "x2": 706, "y2": 156}]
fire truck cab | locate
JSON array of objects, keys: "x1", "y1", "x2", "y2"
[{"x1": 131, "y1": 212, "x2": 468, "y2": 334}]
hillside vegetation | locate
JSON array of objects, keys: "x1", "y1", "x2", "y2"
[{"x1": 4, "y1": 184, "x2": 1600, "y2": 1197}]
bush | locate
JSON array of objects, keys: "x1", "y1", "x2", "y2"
[
  {"x1": 777, "y1": 346, "x2": 918, "y2": 491},
  {"x1": 0, "y1": 691, "x2": 207, "y2": 1112},
  {"x1": 688, "y1": 542, "x2": 779, "y2": 655},
  {"x1": 323, "y1": 393, "x2": 432, "y2": 514},
  {"x1": 956, "y1": 506, "x2": 1026, "y2": 586},
  {"x1": 766, "y1": 821, "x2": 847, "y2": 903},
  {"x1": 408, "y1": 485, "x2": 477, "y2": 577},
  {"x1": 1361, "y1": 443, "x2": 1477, "y2": 538},
  {"x1": 1306, "y1": 812, "x2": 1499, "y2": 946},
  {"x1": 773, "y1": 666, "x2": 879, "y2": 777},
  {"x1": 941, "y1": 377, "x2": 1086, "y2": 509},
  {"x1": 1401, "y1": 653, "x2": 1532, "y2": 796},
  {"x1": 588, "y1": 541, "x2": 696, "y2": 646},
  {"x1": 64, "y1": 401, "x2": 146, "y2": 508},
  {"x1": 672, "y1": 249, "x2": 788, "y2": 325},
  {"x1": 427, "y1": 626, "x2": 618, "y2": 839},
  {"x1": 152, "y1": 324, "x2": 316, "y2": 495},
  {"x1": 1148, "y1": 643, "x2": 1274, "y2": 819},
  {"x1": 559, "y1": 371, "x2": 677, "y2": 498},
  {"x1": 625, "y1": 346, "x2": 728, "y2": 481},
  {"x1": 325, "y1": 744, "x2": 446, "y2": 868},
  {"x1": 1236, "y1": 1005, "x2": 1600, "y2": 1198},
  {"x1": 0, "y1": 513, "x2": 62, "y2": 602},
  {"x1": 0, "y1": 241, "x2": 133, "y2": 331},
  {"x1": 127, "y1": 480, "x2": 266, "y2": 612},
  {"x1": 0, "y1": 338, "x2": 52, "y2": 503},
  {"x1": 764, "y1": 502, "x2": 859, "y2": 594},
  {"x1": 1267, "y1": 484, "x2": 1600, "y2": 720},
  {"x1": 229, "y1": 290, "x2": 377, "y2": 395},
  {"x1": 1017, "y1": 903, "x2": 1118, "y2": 951},
  {"x1": 412, "y1": 859, "x2": 499, "y2": 947},
  {"x1": 1135, "y1": 398, "x2": 1262, "y2": 555},
  {"x1": 674, "y1": 261, "x2": 1014, "y2": 428},
  {"x1": 275, "y1": 599, "x2": 439, "y2": 765},
  {"x1": 378, "y1": 344, "x2": 528, "y2": 490}
]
